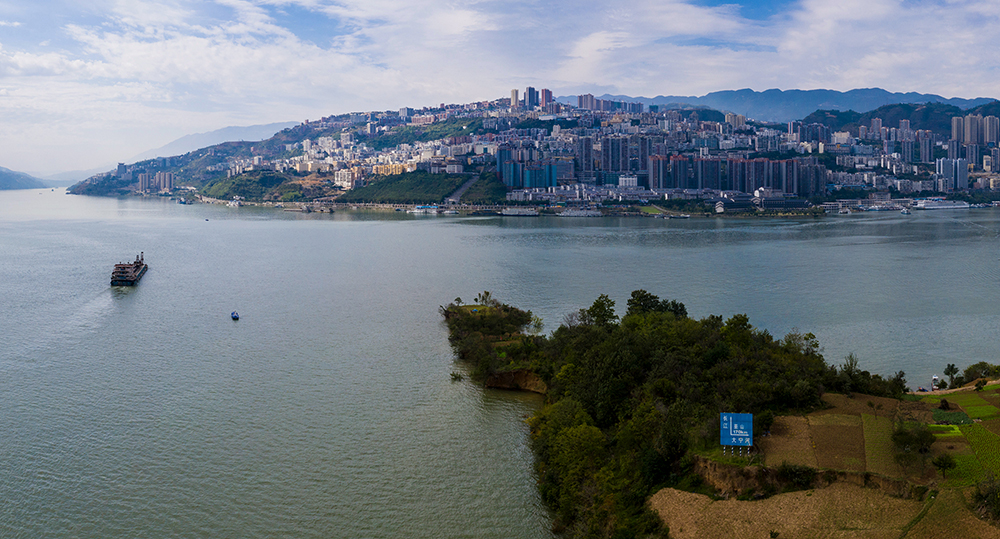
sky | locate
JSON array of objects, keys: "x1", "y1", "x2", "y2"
[{"x1": 1, "y1": 0, "x2": 999, "y2": 176}]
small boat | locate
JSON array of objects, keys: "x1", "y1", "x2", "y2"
[
  {"x1": 900, "y1": 208, "x2": 911, "y2": 215},
  {"x1": 231, "y1": 312, "x2": 239, "y2": 321}
]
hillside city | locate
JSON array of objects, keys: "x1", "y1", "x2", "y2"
[{"x1": 73, "y1": 87, "x2": 1000, "y2": 212}]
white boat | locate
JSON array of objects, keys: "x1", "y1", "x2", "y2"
[
  {"x1": 501, "y1": 208, "x2": 539, "y2": 216},
  {"x1": 900, "y1": 208, "x2": 911, "y2": 215},
  {"x1": 838, "y1": 208, "x2": 852, "y2": 215},
  {"x1": 558, "y1": 209, "x2": 603, "y2": 217},
  {"x1": 914, "y1": 199, "x2": 970, "y2": 210}
]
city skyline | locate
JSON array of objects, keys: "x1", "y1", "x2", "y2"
[{"x1": 2, "y1": 0, "x2": 1000, "y2": 175}]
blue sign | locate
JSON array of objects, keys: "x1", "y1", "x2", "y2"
[{"x1": 720, "y1": 413, "x2": 753, "y2": 447}]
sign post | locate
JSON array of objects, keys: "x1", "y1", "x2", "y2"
[{"x1": 720, "y1": 413, "x2": 753, "y2": 456}]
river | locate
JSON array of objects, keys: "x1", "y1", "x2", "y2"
[{"x1": 1, "y1": 188, "x2": 998, "y2": 537}]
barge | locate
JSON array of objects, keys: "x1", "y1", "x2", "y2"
[{"x1": 111, "y1": 253, "x2": 148, "y2": 286}]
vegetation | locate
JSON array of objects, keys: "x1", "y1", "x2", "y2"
[
  {"x1": 368, "y1": 118, "x2": 484, "y2": 151},
  {"x1": 201, "y1": 171, "x2": 294, "y2": 202},
  {"x1": 461, "y1": 170, "x2": 507, "y2": 205},
  {"x1": 441, "y1": 291, "x2": 907, "y2": 538},
  {"x1": 337, "y1": 171, "x2": 468, "y2": 204}
]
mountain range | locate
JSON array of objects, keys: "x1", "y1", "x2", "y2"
[
  {"x1": 0, "y1": 166, "x2": 45, "y2": 190},
  {"x1": 127, "y1": 121, "x2": 298, "y2": 163},
  {"x1": 556, "y1": 88, "x2": 996, "y2": 123}
]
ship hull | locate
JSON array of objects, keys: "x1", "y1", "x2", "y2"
[{"x1": 111, "y1": 264, "x2": 147, "y2": 286}]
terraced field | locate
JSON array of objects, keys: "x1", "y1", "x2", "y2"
[
  {"x1": 961, "y1": 424, "x2": 1000, "y2": 476},
  {"x1": 863, "y1": 413, "x2": 903, "y2": 477}
]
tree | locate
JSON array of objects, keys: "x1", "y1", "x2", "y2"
[
  {"x1": 585, "y1": 294, "x2": 618, "y2": 329},
  {"x1": 932, "y1": 453, "x2": 957, "y2": 478},
  {"x1": 977, "y1": 379, "x2": 987, "y2": 392},
  {"x1": 625, "y1": 289, "x2": 687, "y2": 318},
  {"x1": 944, "y1": 363, "x2": 959, "y2": 388}
]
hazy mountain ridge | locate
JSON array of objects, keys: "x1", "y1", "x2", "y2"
[
  {"x1": 556, "y1": 88, "x2": 995, "y2": 122},
  {"x1": 0, "y1": 166, "x2": 45, "y2": 190},
  {"x1": 129, "y1": 122, "x2": 298, "y2": 163}
]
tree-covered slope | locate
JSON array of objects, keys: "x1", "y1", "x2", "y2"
[
  {"x1": 338, "y1": 171, "x2": 468, "y2": 204},
  {"x1": 442, "y1": 291, "x2": 907, "y2": 538}
]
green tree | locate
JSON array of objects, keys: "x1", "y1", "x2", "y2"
[
  {"x1": 944, "y1": 363, "x2": 959, "y2": 388},
  {"x1": 584, "y1": 294, "x2": 618, "y2": 329},
  {"x1": 932, "y1": 453, "x2": 957, "y2": 478}
]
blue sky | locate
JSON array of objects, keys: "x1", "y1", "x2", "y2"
[{"x1": 0, "y1": 0, "x2": 998, "y2": 175}]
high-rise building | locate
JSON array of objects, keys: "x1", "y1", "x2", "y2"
[
  {"x1": 870, "y1": 118, "x2": 883, "y2": 139},
  {"x1": 600, "y1": 136, "x2": 629, "y2": 172},
  {"x1": 576, "y1": 136, "x2": 594, "y2": 182},
  {"x1": 670, "y1": 155, "x2": 690, "y2": 189},
  {"x1": 985, "y1": 116, "x2": 1000, "y2": 144},
  {"x1": 937, "y1": 158, "x2": 969, "y2": 190},
  {"x1": 952, "y1": 116, "x2": 964, "y2": 142},
  {"x1": 948, "y1": 139, "x2": 961, "y2": 160},
  {"x1": 525, "y1": 87, "x2": 539, "y2": 109},
  {"x1": 649, "y1": 155, "x2": 670, "y2": 189},
  {"x1": 919, "y1": 134, "x2": 933, "y2": 163},
  {"x1": 965, "y1": 114, "x2": 982, "y2": 145},
  {"x1": 725, "y1": 113, "x2": 746, "y2": 129},
  {"x1": 540, "y1": 89, "x2": 552, "y2": 107},
  {"x1": 901, "y1": 140, "x2": 914, "y2": 163},
  {"x1": 577, "y1": 94, "x2": 596, "y2": 110},
  {"x1": 510, "y1": 89, "x2": 519, "y2": 111},
  {"x1": 695, "y1": 158, "x2": 723, "y2": 190},
  {"x1": 965, "y1": 144, "x2": 979, "y2": 169}
]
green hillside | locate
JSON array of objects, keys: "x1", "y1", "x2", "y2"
[
  {"x1": 801, "y1": 103, "x2": 968, "y2": 136},
  {"x1": 337, "y1": 171, "x2": 468, "y2": 204},
  {"x1": 201, "y1": 170, "x2": 297, "y2": 202}
]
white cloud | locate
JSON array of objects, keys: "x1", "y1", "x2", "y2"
[{"x1": 1, "y1": 0, "x2": 1000, "y2": 174}]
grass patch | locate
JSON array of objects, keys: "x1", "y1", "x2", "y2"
[
  {"x1": 928, "y1": 424, "x2": 963, "y2": 437},
  {"x1": 961, "y1": 424, "x2": 1000, "y2": 476},
  {"x1": 638, "y1": 206, "x2": 663, "y2": 214},
  {"x1": 932, "y1": 408, "x2": 973, "y2": 425},
  {"x1": 946, "y1": 392, "x2": 991, "y2": 407},
  {"x1": 940, "y1": 454, "x2": 984, "y2": 488},
  {"x1": 964, "y1": 404, "x2": 1000, "y2": 420}
]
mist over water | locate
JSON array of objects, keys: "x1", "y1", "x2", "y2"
[{"x1": 2, "y1": 189, "x2": 999, "y2": 536}]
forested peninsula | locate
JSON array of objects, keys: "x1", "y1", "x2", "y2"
[{"x1": 441, "y1": 293, "x2": 1000, "y2": 538}]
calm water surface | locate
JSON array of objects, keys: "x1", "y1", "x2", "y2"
[{"x1": 2, "y1": 189, "x2": 999, "y2": 537}]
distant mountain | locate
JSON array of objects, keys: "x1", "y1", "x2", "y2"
[
  {"x1": 799, "y1": 101, "x2": 1000, "y2": 137},
  {"x1": 38, "y1": 166, "x2": 118, "y2": 187},
  {"x1": 128, "y1": 121, "x2": 298, "y2": 163},
  {"x1": 556, "y1": 88, "x2": 996, "y2": 122},
  {"x1": 0, "y1": 166, "x2": 45, "y2": 190}
]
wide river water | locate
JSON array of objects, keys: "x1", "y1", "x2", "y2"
[{"x1": 2, "y1": 188, "x2": 999, "y2": 537}]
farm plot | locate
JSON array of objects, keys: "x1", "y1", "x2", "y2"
[
  {"x1": 905, "y1": 488, "x2": 1000, "y2": 539},
  {"x1": 980, "y1": 418, "x2": 1000, "y2": 436},
  {"x1": 932, "y1": 408, "x2": 973, "y2": 425},
  {"x1": 758, "y1": 416, "x2": 817, "y2": 468},
  {"x1": 946, "y1": 392, "x2": 991, "y2": 406},
  {"x1": 863, "y1": 414, "x2": 904, "y2": 478},
  {"x1": 809, "y1": 414, "x2": 866, "y2": 471},
  {"x1": 961, "y1": 424, "x2": 1000, "y2": 476},
  {"x1": 964, "y1": 404, "x2": 1000, "y2": 420},
  {"x1": 928, "y1": 424, "x2": 963, "y2": 437},
  {"x1": 650, "y1": 482, "x2": 923, "y2": 539}
]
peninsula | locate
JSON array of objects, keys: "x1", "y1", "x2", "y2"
[{"x1": 442, "y1": 292, "x2": 1000, "y2": 538}]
